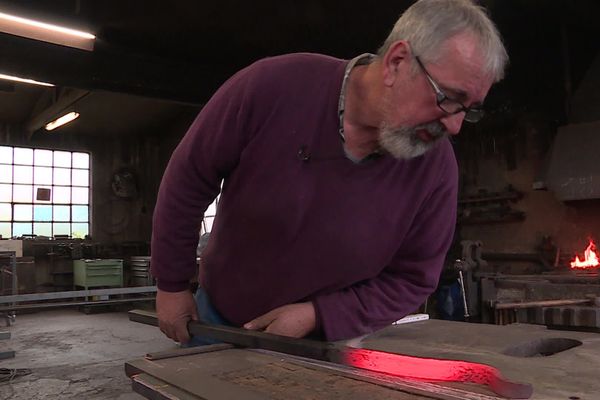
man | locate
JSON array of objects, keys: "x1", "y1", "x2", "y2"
[{"x1": 151, "y1": 0, "x2": 507, "y2": 343}]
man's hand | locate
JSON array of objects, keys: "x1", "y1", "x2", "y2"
[
  {"x1": 156, "y1": 288, "x2": 198, "y2": 344},
  {"x1": 243, "y1": 302, "x2": 316, "y2": 338}
]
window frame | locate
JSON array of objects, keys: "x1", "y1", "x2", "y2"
[{"x1": 0, "y1": 145, "x2": 91, "y2": 239}]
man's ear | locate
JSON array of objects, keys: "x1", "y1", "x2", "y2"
[{"x1": 382, "y1": 40, "x2": 412, "y2": 86}]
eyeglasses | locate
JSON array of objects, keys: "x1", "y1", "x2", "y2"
[{"x1": 414, "y1": 56, "x2": 484, "y2": 123}]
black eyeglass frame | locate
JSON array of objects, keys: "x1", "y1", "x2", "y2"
[{"x1": 414, "y1": 56, "x2": 484, "y2": 123}]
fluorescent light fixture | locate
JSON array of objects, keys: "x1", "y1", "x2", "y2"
[
  {"x1": 0, "y1": 11, "x2": 95, "y2": 51},
  {"x1": 45, "y1": 111, "x2": 80, "y2": 131},
  {"x1": 0, "y1": 72, "x2": 54, "y2": 87}
]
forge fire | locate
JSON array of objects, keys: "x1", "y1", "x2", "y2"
[{"x1": 570, "y1": 240, "x2": 600, "y2": 269}]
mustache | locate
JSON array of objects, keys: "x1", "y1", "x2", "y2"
[{"x1": 413, "y1": 122, "x2": 448, "y2": 140}]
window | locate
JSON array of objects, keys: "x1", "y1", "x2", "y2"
[
  {"x1": 200, "y1": 180, "x2": 222, "y2": 235},
  {"x1": 201, "y1": 197, "x2": 218, "y2": 235},
  {"x1": 0, "y1": 146, "x2": 90, "y2": 239}
]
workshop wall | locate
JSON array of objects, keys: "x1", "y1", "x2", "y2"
[
  {"x1": 457, "y1": 115, "x2": 600, "y2": 259},
  {"x1": 458, "y1": 46, "x2": 600, "y2": 260}
]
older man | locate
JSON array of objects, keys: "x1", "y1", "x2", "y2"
[{"x1": 151, "y1": 0, "x2": 508, "y2": 343}]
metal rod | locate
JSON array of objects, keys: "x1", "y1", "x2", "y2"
[
  {"x1": 495, "y1": 299, "x2": 590, "y2": 310},
  {"x1": 10, "y1": 252, "x2": 16, "y2": 309},
  {"x1": 0, "y1": 286, "x2": 156, "y2": 304},
  {"x1": 457, "y1": 271, "x2": 470, "y2": 318},
  {"x1": 146, "y1": 343, "x2": 233, "y2": 361},
  {"x1": 0, "y1": 296, "x2": 154, "y2": 312},
  {"x1": 129, "y1": 309, "x2": 336, "y2": 362}
]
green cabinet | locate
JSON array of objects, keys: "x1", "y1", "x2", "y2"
[{"x1": 73, "y1": 259, "x2": 123, "y2": 289}]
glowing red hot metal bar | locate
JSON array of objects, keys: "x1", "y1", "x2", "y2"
[
  {"x1": 343, "y1": 348, "x2": 532, "y2": 399},
  {"x1": 128, "y1": 310, "x2": 533, "y2": 399}
]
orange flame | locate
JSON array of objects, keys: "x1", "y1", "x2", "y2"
[{"x1": 570, "y1": 240, "x2": 600, "y2": 269}]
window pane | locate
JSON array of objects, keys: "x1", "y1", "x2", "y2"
[
  {"x1": 14, "y1": 204, "x2": 32, "y2": 221},
  {"x1": 13, "y1": 222, "x2": 32, "y2": 236},
  {"x1": 0, "y1": 164, "x2": 12, "y2": 183},
  {"x1": 72, "y1": 152, "x2": 89, "y2": 169},
  {"x1": 54, "y1": 151, "x2": 71, "y2": 167},
  {"x1": 34, "y1": 222, "x2": 52, "y2": 237},
  {"x1": 14, "y1": 165, "x2": 33, "y2": 184},
  {"x1": 34, "y1": 149, "x2": 52, "y2": 166},
  {"x1": 71, "y1": 223, "x2": 88, "y2": 239},
  {"x1": 53, "y1": 168, "x2": 71, "y2": 185},
  {"x1": 72, "y1": 169, "x2": 89, "y2": 187},
  {"x1": 34, "y1": 205, "x2": 52, "y2": 221},
  {"x1": 54, "y1": 205, "x2": 70, "y2": 221},
  {"x1": 0, "y1": 203, "x2": 10, "y2": 221},
  {"x1": 13, "y1": 185, "x2": 32, "y2": 203},
  {"x1": 0, "y1": 147, "x2": 12, "y2": 164},
  {"x1": 34, "y1": 186, "x2": 52, "y2": 203},
  {"x1": 53, "y1": 222, "x2": 70, "y2": 236},
  {"x1": 0, "y1": 184, "x2": 11, "y2": 202},
  {"x1": 72, "y1": 187, "x2": 88, "y2": 204},
  {"x1": 72, "y1": 205, "x2": 88, "y2": 222},
  {"x1": 34, "y1": 166, "x2": 53, "y2": 185},
  {"x1": 53, "y1": 186, "x2": 70, "y2": 203},
  {"x1": 14, "y1": 148, "x2": 33, "y2": 165},
  {"x1": 0, "y1": 222, "x2": 9, "y2": 238},
  {"x1": 206, "y1": 201, "x2": 217, "y2": 216},
  {"x1": 203, "y1": 216, "x2": 215, "y2": 233}
]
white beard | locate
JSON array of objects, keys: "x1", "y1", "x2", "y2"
[{"x1": 378, "y1": 121, "x2": 448, "y2": 160}]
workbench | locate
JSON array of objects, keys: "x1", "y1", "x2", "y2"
[{"x1": 125, "y1": 319, "x2": 600, "y2": 400}]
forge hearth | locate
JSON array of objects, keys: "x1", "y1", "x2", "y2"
[{"x1": 479, "y1": 270, "x2": 600, "y2": 330}]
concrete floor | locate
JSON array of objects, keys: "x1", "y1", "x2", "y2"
[{"x1": 0, "y1": 308, "x2": 175, "y2": 400}]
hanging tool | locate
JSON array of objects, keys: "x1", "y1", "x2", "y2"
[
  {"x1": 129, "y1": 309, "x2": 532, "y2": 399},
  {"x1": 454, "y1": 259, "x2": 471, "y2": 319}
]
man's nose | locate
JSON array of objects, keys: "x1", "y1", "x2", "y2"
[{"x1": 440, "y1": 112, "x2": 465, "y2": 136}]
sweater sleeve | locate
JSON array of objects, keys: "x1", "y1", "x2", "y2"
[
  {"x1": 313, "y1": 152, "x2": 458, "y2": 341},
  {"x1": 151, "y1": 66, "x2": 258, "y2": 291}
]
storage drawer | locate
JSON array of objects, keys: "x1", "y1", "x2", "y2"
[
  {"x1": 73, "y1": 259, "x2": 123, "y2": 288},
  {"x1": 82, "y1": 261, "x2": 122, "y2": 268},
  {"x1": 84, "y1": 274, "x2": 122, "y2": 287},
  {"x1": 86, "y1": 265, "x2": 121, "y2": 274}
]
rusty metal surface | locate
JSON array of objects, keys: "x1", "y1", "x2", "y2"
[
  {"x1": 125, "y1": 316, "x2": 600, "y2": 400},
  {"x1": 126, "y1": 348, "x2": 497, "y2": 400},
  {"x1": 215, "y1": 360, "x2": 430, "y2": 400},
  {"x1": 129, "y1": 310, "x2": 532, "y2": 398}
]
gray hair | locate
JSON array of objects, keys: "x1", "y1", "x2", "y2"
[{"x1": 377, "y1": 0, "x2": 508, "y2": 82}]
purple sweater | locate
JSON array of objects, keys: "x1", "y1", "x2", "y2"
[{"x1": 151, "y1": 53, "x2": 458, "y2": 341}]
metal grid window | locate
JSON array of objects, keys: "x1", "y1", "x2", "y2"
[{"x1": 0, "y1": 146, "x2": 90, "y2": 239}]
